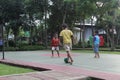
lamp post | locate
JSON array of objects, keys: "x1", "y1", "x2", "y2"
[
  {"x1": 96, "y1": 1, "x2": 103, "y2": 19},
  {"x1": 0, "y1": 25, "x2": 5, "y2": 60},
  {"x1": 45, "y1": 0, "x2": 48, "y2": 48},
  {"x1": 0, "y1": 6, "x2": 5, "y2": 60},
  {"x1": 95, "y1": 1, "x2": 103, "y2": 31},
  {"x1": 2, "y1": 24, "x2": 5, "y2": 60},
  {"x1": 96, "y1": 2, "x2": 103, "y2": 8}
]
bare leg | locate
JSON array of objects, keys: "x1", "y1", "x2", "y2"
[
  {"x1": 67, "y1": 51, "x2": 73, "y2": 64},
  {"x1": 94, "y1": 53, "x2": 100, "y2": 58},
  {"x1": 94, "y1": 53, "x2": 97, "y2": 58},
  {"x1": 56, "y1": 50, "x2": 60, "y2": 57},
  {"x1": 97, "y1": 53, "x2": 100, "y2": 58},
  {"x1": 52, "y1": 50, "x2": 54, "y2": 57}
]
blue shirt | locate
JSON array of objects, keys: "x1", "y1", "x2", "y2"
[{"x1": 94, "y1": 35, "x2": 100, "y2": 45}]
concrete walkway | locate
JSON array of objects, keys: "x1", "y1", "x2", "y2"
[{"x1": 0, "y1": 50, "x2": 120, "y2": 80}]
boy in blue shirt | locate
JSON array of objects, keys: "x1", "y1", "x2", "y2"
[{"x1": 93, "y1": 30, "x2": 100, "y2": 58}]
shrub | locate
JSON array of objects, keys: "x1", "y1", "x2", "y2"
[
  {"x1": 2, "y1": 45, "x2": 45, "y2": 51},
  {"x1": 19, "y1": 45, "x2": 46, "y2": 51},
  {"x1": 116, "y1": 45, "x2": 120, "y2": 49},
  {"x1": 4, "y1": 47, "x2": 17, "y2": 51}
]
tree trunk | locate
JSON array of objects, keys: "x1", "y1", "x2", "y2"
[
  {"x1": 91, "y1": 17, "x2": 94, "y2": 35},
  {"x1": 106, "y1": 27, "x2": 115, "y2": 51},
  {"x1": 63, "y1": 10, "x2": 67, "y2": 23},
  {"x1": 106, "y1": 28, "x2": 110, "y2": 47},
  {"x1": 116, "y1": 27, "x2": 120, "y2": 45},
  {"x1": 110, "y1": 26, "x2": 115, "y2": 51},
  {"x1": 82, "y1": 20, "x2": 85, "y2": 49}
]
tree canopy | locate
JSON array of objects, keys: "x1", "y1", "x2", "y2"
[{"x1": 0, "y1": 0, "x2": 120, "y2": 49}]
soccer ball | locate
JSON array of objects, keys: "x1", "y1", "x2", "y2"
[{"x1": 64, "y1": 58, "x2": 69, "y2": 63}]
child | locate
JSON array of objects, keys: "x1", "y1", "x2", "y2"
[
  {"x1": 51, "y1": 33, "x2": 60, "y2": 57},
  {"x1": 59, "y1": 23, "x2": 74, "y2": 65},
  {"x1": 93, "y1": 30, "x2": 100, "y2": 58}
]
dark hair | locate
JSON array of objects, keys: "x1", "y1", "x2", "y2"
[
  {"x1": 95, "y1": 30, "x2": 99, "y2": 34},
  {"x1": 61, "y1": 23, "x2": 68, "y2": 29}
]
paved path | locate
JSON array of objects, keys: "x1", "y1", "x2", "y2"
[{"x1": 0, "y1": 50, "x2": 120, "y2": 80}]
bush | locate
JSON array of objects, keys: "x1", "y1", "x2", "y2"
[
  {"x1": 73, "y1": 44, "x2": 82, "y2": 48},
  {"x1": 4, "y1": 47, "x2": 17, "y2": 51},
  {"x1": 2, "y1": 45, "x2": 45, "y2": 51},
  {"x1": 116, "y1": 45, "x2": 120, "y2": 49},
  {"x1": 19, "y1": 45, "x2": 46, "y2": 51},
  {"x1": 73, "y1": 41, "x2": 89, "y2": 48}
]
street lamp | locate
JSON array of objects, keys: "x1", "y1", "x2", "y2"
[
  {"x1": 0, "y1": 6, "x2": 5, "y2": 60},
  {"x1": 96, "y1": 2, "x2": 103, "y2": 8},
  {"x1": 44, "y1": 0, "x2": 48, "y2": 49},
  {"x1": 95, "y1": 1, "x2": 103, "y2": 29},
  {"x1": 1, "y1": 24, "x2": 5, "y2": 60},
  {"x1": 0, "y1": 23, "x2": 5, "y2": 60}
]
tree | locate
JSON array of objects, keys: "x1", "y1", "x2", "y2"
[
  {"x1": 95, "y1": 0, "x2": 120, "y2": 50},
  {"x1": 74, "y1": 0, "x2": 96, "y2": 48},
  {"x1": 0, "y1": 0, "x2": 25, "y2": 47},
  {"x1": 25, "y1": 0, "x2": 49, "y2": 47},
  {"x1": 48, "y1": 0, "x2": 77, "y2": 35}
]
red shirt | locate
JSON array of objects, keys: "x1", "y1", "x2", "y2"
[
  {"x1": 51, "y1": 37, "x2": 60, "y2": 47},
  {"x1": 99, "y1": 36, "x2": 104, "y2": 46}
]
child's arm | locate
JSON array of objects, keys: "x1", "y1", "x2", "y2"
[
  {"x1": 59, "y1": 37, "x2": 62, "y2": 46},
  {"x1": 51, "y1": 38, "x2": 53, "y2": 47}
]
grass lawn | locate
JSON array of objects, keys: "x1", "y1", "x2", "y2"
[
  {"x1": 72, "y1": 49, "x2": 120, "y2": 54},
  {"x1": 0, "y1": 63, "x2": 35, "y2": 76}
]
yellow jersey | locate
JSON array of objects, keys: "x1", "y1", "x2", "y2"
[{"x1": 60, "y1": 29, "x2": 73, "y2": 44}]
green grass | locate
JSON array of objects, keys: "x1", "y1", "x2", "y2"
[
  {"x1": 0, "y1": 63, "x2": 35, "y2": 76},
  {"x1": 72, "y1": 49, "x2": 120, "y2": 54}
]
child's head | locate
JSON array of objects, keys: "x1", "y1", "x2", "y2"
[
  {"x1": 61, "y1": 23, "x2": 68, "y2": 29},
  {"x1": 94, "y1": 30, "x2": 99, "y2": 35},
  {"x1": 54, "y1": 33, "x2": 58, "y2": 38}
]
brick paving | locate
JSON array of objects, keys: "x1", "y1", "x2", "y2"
[
  {"x1": 0, "y1": 71, "x2": 88, "y2": 80},
  {"x1": 0, "y1": 51, "x2": 120, "y2": 80}
]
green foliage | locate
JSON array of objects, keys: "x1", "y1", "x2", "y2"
[
  {"x1": 116, "y1": 45, "x2": 120, "y2": 49},
  {"x1": 48, "y1": 0, "x2": 77, "y2": 33},
  {"x1": 4, "y1": 47, "x2": 17, "y2": 51},
  {"x1": 19, "y1": 45, "x2": 46, "y2": 51},
  {"x1": 0, "y1": 0, "x2": 120, "y2": 50},
  {"x1": 3, "y1": 45, "x2": 45, "y2": 51},
  {"x1": 75, "y1": 0, "x2": 96, "y2": 20},
  {"x1": 0, "y1": 0, "x2": 24, "y2": 22},
  {"x1": 73, "y1": 41, "x2": 90, "y2": 48},
  {"x1": 95, "y1": 0, "x2": 119, "y2": 29},
  {"x1": 25, "y1": 0, "x2": 45, "y2": 17}
]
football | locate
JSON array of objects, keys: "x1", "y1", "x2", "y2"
[{"x1": 64, "y1": 58, "x2": 69, "y2": 63}]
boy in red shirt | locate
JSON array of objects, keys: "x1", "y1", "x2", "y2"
[{"x1": 51, "y1": 33, "x2": 60, "y2": 57}]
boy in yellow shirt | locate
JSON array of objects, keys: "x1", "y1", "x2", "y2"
[{"x1": 59, "y1": 23, "x2": 74, "y2": 64}]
